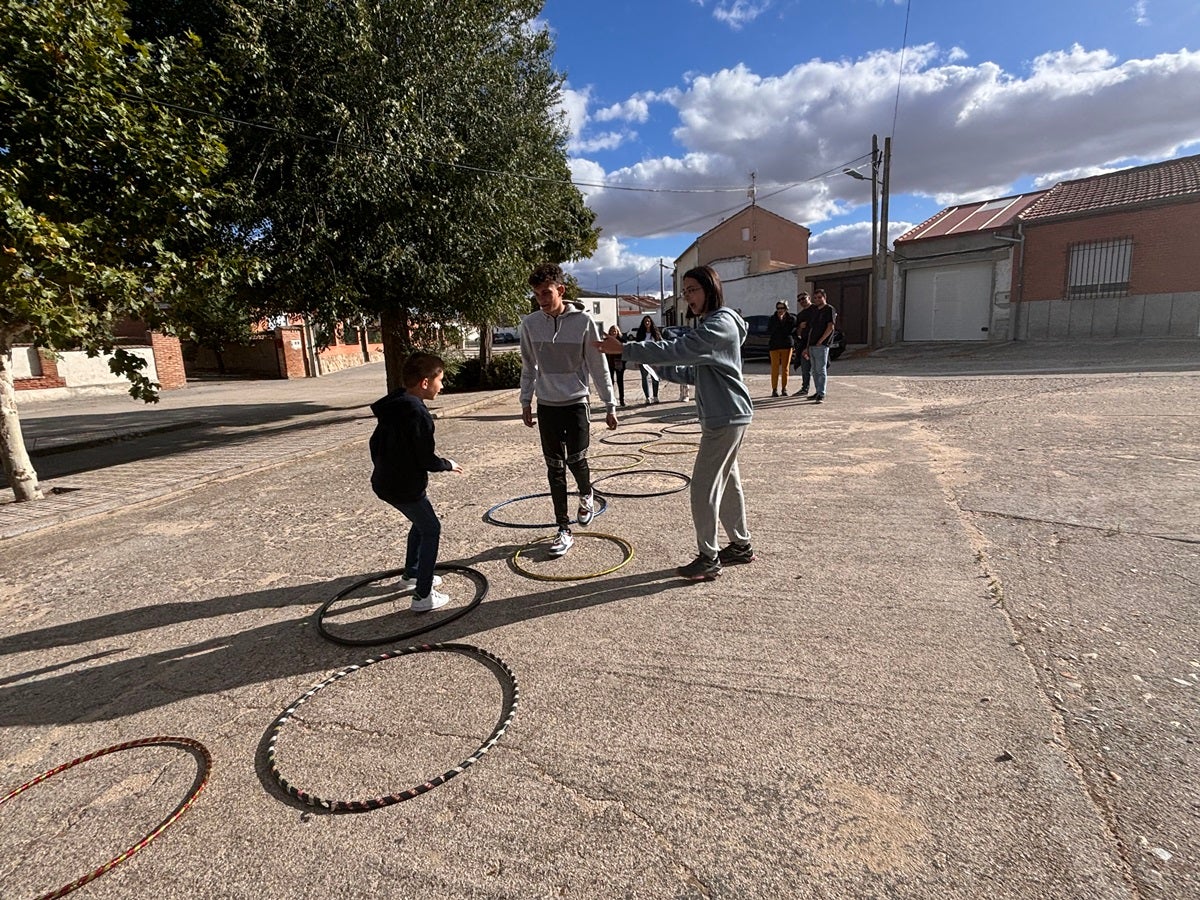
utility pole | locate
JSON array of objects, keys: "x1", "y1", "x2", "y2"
[{"x1": 879, "y1": 135, "x2": 892, "y2": 346}]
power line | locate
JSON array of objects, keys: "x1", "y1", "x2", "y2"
[{"x1": 891, "y1": 0, "x2": 913, "y2": 139}]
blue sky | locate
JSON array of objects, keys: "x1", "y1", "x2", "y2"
[{"x1": 536, "y1": 0, "x2": 1200, "y2": 294}]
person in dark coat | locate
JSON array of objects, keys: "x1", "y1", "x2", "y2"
[
  {"x1": 767, "y1": 300, "x2": 797, "y2": 396},
  {"x1": 369, "y1": 352, "x2": 463, "y2": 611}
]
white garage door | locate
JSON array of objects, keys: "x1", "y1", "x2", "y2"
[{"x1": 903, "y1": 263, "x2": 993, "y2": 341}]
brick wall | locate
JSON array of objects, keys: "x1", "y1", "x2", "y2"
[
  {"x1": 1022, "y1": 200, "x2": 1200, "y2": 300},
  {"x1": 1016, "y1": 199, "x2": 1200, "y2": 339},
  {"x1": 14, "y1": 350, "x2": 66, "y2": 391},
  {"x1": 149, "y1": 332, "x2": 187, "y2": 390}
]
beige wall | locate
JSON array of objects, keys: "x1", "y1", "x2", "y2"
[{"x1": 697, "y1": 207, "x2": 809, "y2": 271}]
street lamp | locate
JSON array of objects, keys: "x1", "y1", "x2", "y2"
[{"x1": 843, "y1": 134, "x2": 891, "y2": 347}]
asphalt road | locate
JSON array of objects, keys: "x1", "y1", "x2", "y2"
[{"x1": 0, "y1": 339, "x2": 1196, "y2": 899}]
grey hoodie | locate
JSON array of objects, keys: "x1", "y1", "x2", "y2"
[
  {"x1": 519, "y1": 301, "x2": 616, "y2": 410},
  {"x1": 622, "y1": 307, "x2": 752, "y2": 428}
]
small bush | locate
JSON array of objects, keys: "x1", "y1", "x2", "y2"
[
  {"x1": 442, "y1": 354, "x2": 480, "y2": 392},
  {"x1": 484, "y1": 352, "x2": 523, "y2": 388}
]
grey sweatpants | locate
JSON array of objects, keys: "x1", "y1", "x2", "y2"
[{"x1": 690, "y1": 423, "x2": 751, "y2": 558}]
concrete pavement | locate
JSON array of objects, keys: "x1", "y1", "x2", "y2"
[{"x1": 0, "y1": 340, "x2": 1197, "y2": 899}]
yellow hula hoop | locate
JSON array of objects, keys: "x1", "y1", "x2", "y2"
[
  {"x1": 640, "y1": 440, "x2": 699, "y2": 455},
  {"x1": 512, "y1": 532, "x2": 634, "y2": 581},
  {"x1": 588, "y1": 452, "x2": 645, "y2": 471}
]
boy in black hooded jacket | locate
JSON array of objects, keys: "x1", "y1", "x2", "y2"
[{"x1": 369, "y1": 352, "x2": 463, "y2": 611}]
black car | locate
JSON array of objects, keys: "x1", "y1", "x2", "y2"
[{"x1": 742, "y1": 315, "x2": 845, "y2": 361}]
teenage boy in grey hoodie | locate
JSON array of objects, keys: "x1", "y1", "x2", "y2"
[
  {"x1": 597, "y1": 264, "x2": 754, "y2": 581},
  {"x1": 520, "y1": 263, "x2": 619, "y2": 558}
]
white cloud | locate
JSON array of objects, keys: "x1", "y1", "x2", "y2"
[
  {"x1": 712, "y1": 1, "x2": 771, "y2": 30},
  {"x1": 566, "y1": 43, "x2": 1200, "y2": 255},
  {"x1": 1132, "y1": 1, "x2": 1150, "y2": 25},
  {"x1": 573, "y1": 130, "x2": 634, "y2": 153},
  {"x1": 562, "y1": 236, "x2": 667, "y2": 297},
  {"x1": 594, "y1": 97, "x2": 651, "y2": 123}
]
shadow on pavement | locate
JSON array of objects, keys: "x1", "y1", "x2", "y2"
[{"x1": 0, "y1": 563, "x2": 687, "y2": 727}]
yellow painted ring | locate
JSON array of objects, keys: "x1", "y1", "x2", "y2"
[
  {"x1": 588, "y1": 452, "x2": 645, "y2": 472},
  {"x1": 512, "y1": 532, "x2": 635, "y2": 582},
  {"x1": 640, "y1": 440, "x2": 699, "y2": 455}
]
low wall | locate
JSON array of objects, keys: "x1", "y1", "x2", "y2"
[{"x1": 1016, "y1": 292, "x2": 1200, "y2": 340}]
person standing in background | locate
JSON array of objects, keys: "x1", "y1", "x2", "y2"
[
  {"x1": 792, "y1": 291, "x2": 812, "y2": 388},
  {"x1": 767, "y1": 300, "x2": 796, "y2": 397},
  {"x1": 604, "y1": 325, "x2": 626, "y2": 408},
  {"x1": 634, "y1": 315, "x2": 662, "y2": 404},
  {"x1": 801, "y1": 289, "x2": 837, "y2": 404}
]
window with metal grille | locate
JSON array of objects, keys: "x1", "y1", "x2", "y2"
[{"x1": 1066, "y1": 237, "x2": 1132, "y2": 299}]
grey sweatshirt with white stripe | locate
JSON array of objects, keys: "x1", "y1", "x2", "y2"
[{"x1": 518, "y1": 302, "x2": 616, "y2": 411}]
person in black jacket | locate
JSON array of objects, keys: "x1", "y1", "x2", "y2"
[
  {"x1": 369, "y1": 352, "x2": 463, "y2": 611},
  {"x1": 767, "y1": 300, "x2": 797, "y2": 397}
]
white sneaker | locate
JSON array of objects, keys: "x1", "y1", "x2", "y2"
[
  {"x1": 548, "y1": 528, "x2": 574, "y2": 557},
  {"x1": 400, "y1": 574, "x2": 442, "y2": 590},
  {"x1": 410, "y1": 588, "x2": 450, "y2": 612},
  {"x1": 577, "y1": 493, "x2": 595, "y2": 526}
]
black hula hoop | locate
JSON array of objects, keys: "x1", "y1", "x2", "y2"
[
  {"x1": 316, "y1": 564, "x2": 488, "y2": 647},
  {"x1": 661, "y1": 421, "x2": 702, "y2": 435},
  {"x1": 483, "y1": 492, "x2": 608, "y2": 529},
  {"x1": 511, "y1": 532, "x2": 634, "y2": 581},
  {"x1": 592, "y1": 469, "x2": 692, "y2": 498},
  {"x1": 599, "y1": 429, "x2": 662, "y2": 446},
  {"x1": 0, "y1": 737, "x2": 211, "y2": 900},
  {"x1": 640, "y1": 441, "x2": 699, "y2": 455},
  {"x1": 265, "y1": 643, "x2": 518, "y2": 812},
  {"x1": 588, "y1": 452, "x2": 644, "y2": 472}
]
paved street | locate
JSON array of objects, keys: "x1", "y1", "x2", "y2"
[{"x1": 1, "y1": 340, "x2": 1197, "y2": 899}]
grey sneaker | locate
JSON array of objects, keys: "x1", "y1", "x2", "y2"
[
  {"x1": 577, "y1": 492, "x2": 595, "y2": 526},
  {"x1": 676, "y1": 554, "x2": 722, "y2": 581},
  {"x1": 410, "y1": 588, "x2": 450, "y2": 612},
  {"x1": 718, "y1": 542, "x2": 756, "y2": 565},
  {"x1": 548, "y1": 528, "x2": 574, "y2": 557}
]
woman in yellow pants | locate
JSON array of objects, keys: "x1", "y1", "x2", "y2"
[{"x1": 767, "y1": 301, "x2": 796, "y2": 396}]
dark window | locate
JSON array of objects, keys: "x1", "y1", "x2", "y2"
[{"x1": 1066, "y1": 238, "x2": 1132, "y2": 300}]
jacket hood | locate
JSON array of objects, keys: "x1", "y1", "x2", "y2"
[{"x1": 370, "y1": 389, "x2": 413, "y2": 419}]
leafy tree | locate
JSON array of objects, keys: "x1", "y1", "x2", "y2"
[
  {"x1": 127, "y1": 0, "x2": 598, "y2": 391},
  {"x1": 0, "y1": 0, "x2": 234, "y2": 500}
]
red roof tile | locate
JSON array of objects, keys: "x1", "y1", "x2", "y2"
[{"x1": 1021, "y1": 153, "x2": 1200, "y2": 221}]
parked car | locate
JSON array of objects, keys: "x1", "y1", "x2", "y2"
[
  {"x1": 742, "y1": 315, "x2": 845, "y2": 361},
  {"x1": 492, "y1": 329, "x2": 519, "y2": 344}
]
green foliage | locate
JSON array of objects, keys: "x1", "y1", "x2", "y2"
[
  {"x1": 484, "y1": 351, "x2": 523, "y2": 389},
  {"x1": 124, "y1": 0, "x2": 599, "y2": 346},
  {"x1": 0, "y1": 0, "x2": 244, "y2": 398},
  {"x1": 438, "y1": 351, "x2": 520, "y2": 392}
]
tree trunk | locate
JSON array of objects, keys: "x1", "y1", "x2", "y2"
[
  {"x1": 0, "y1": 332, "x2": 44, "y2": 502},
  {"x1": 380, "y1": 305, "x2": 410, "y2": 394}
]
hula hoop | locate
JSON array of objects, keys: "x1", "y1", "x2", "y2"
[
  {"x1": 599, "y1": 430, "x2": 662, "y2": 446},
  {"x1": 661, "y1": 421, "x2": 702, "y2": 435},
  {"x1": 483, "y1": 492, "x2": 608, "y2": 529},
  {"x1": 588, "y1": 452, "x2": 644, "y2": 472},
  {"x1": 592, "y1": 469, "x2": 691, "y2": 498},
  {"x1": 0, "y1": 737, "x2": 211, "y2": 900},
  {"x1": 511, "y1": 532, "x2": 634, "y2": 582},
  {"x1": 266, "y1": 643, "x2": 518, "y2": 812},
  {"x1": 316, "y1": 564, "x2": 488, "y2": 647},
  {"x1": 640, "y1": 441, "x2": 699, "y2": 455},
  {"x1": 654, "y1": 410, "x2": 695, "y2": 422}
]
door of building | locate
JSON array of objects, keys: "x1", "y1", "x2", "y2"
[{"x1": 813, "y1": 275, "x2": 868, "y2": 345}]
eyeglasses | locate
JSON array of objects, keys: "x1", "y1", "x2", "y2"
[
  {"x1": 682, "y1": 286, "x2": 703, "y2": 296},
  {"x1": 776, "y1": 305, "x2": 786, "y2": 309}
]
